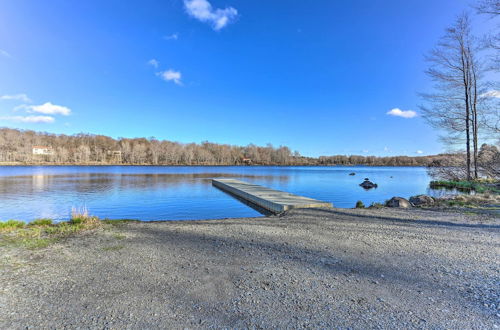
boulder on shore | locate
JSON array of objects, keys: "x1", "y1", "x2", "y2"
[
  {"x1": 360, "y1": 179, "x2": 378, "y2": 189},
  {"x1": 409, "y1": 195, "x2": 435, "y2": 206},
  {"x1": 386, "y1": 197, "x2": 412, "y2": 208}
]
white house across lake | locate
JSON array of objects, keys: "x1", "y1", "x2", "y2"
[{"x1": 32, "y1": 146, "x2": 53, "y2": 155}]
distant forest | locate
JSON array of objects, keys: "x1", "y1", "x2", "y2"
[{"x1": 0, "y1": 128, "x2": 490, "y2": 167}]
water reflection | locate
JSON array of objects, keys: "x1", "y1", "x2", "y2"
[{"x1": 0, "y1": 173, "x2": 290, "y2": 196}]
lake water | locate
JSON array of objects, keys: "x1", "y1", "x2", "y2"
[{"x1": 0, "y1": 166, "x2": 456, "y2": 221}]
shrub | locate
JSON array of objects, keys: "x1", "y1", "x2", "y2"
[
  {"x1": 369, "y1": 202, "x2": 385, "y2": 209},
  {"x1": 355, "y1": 200, "x2": 365, "y2": 208}
]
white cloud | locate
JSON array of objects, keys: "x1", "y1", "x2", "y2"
[
  {"x1": 416, "y1": 150, "x2": 424, "y2": 154},
  {"x1": 28, "y1": 102, "x2": 71, "y2": 116},
  {"x1": 164, "y1": 33, "x2": 179, "y2": 40},
  {"x1": 383, "y1": 146, "x2": 389, "y2": 152},
  {"x1": 362, "y1": 149, "x2": 369, "y2": 153},
  {"x1": 0, "y1": 49, "x2": 11, "y2": 58},
  {"x1": 158, "y1": 69, "x2": 182, "y2": 85},
  {"x1": 481, "y1": 90, "x2": 500, "y2": 98},
  {"x1": 0, "y1": 115, "x2": 55, "y2": 123},
  {"x1": 0, "y1": 94, "x2": 31, "y2": 102},
  {"x1": 386, "y1": 108, "x2": 417, "y2": 118},
  {"x1": 148, "y1": 59, "x2": 159, "y2": 68},
  {"x1": 184, "y1": 0, "x2": 238, "y2": 30},
  {"x1": 13, "y1": 104, "x2": 30, "y2": 112}
]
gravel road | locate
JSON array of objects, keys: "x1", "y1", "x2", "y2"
[{"x1": 1, "y1": 207, "x2": 499, "y2": 329}]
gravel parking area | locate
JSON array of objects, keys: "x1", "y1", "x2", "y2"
[{"x1": 1, "y1": 207, "x2": 499, "y2": 329}]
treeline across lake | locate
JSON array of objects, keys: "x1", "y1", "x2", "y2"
[{"x1": 0, "y1": 128, "x2": 494, "y2": 167}]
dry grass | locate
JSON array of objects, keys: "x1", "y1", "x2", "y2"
[{"x1": 437, "y1": 193, "x2": 500, "y2": 208}]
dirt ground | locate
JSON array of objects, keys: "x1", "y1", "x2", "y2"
[{"x1": 1, "y1": 207, "x2": 499, "y2": 329}]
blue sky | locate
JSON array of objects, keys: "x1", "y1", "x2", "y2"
[{"x1": 0, "y1": 0, "x2": 495, "y2": 157}]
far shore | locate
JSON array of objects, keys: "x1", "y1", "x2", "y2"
[{"x1": 0, "y1": 162, "x2": 429, "y2": 167}]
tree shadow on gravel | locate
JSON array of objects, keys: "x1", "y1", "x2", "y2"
[
  {"x1": 26, "y1": 216, "x2": 495, "y2": 328},
  {"x1": 125, "y1": 223, "x2": 484, "y2": 297},
  {"x1": 103, "y1": 222, "x2": 493, "y2": 327},
  {"x1": 296, "y1": 208, "x2": 500, "y2": 230}
]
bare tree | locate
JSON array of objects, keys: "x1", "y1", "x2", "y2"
[
  {"x1": 475, "y1": 0, "x2": 500, "y2": 17},
  {"x1": 475, "y1": 0, "x2": 500, "y2": 138},
  {"x1": 420, "y1": 13, "x2": 485, "y2": 180},
  {"x1": 1, "y1": 127, "x2": 494, "y2": 167}
]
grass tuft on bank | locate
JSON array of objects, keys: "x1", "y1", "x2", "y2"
[{"x1": 0, "y1": 212, "x2": 101, "y2": 250}]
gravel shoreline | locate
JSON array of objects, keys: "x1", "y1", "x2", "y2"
[{"x1": 1, "y1": 207, "x2": 499, "y2": 329}]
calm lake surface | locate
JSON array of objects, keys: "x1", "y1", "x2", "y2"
[{"x1": 0, "y1": 166, "x2": 455, "y2": 221}]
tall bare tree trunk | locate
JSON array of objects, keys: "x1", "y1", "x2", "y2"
[
  {"x1": 461, "y1": 45, "x2": 472, "y2": 181},
  {"x1": 472, "y1": 67, "x2": 479, "y2": 179}
]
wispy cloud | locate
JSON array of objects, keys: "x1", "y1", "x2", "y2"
[
  {"x1": 386, "y1": 108, "x2": 417, "y2": 119},
  {"x1": 158, "y1": 69, "x2": 182, "y2": 85},
  {"x1": 148, "y1": 59, "x2": 159, "y2": 68},
  {"x1": 184, "y1": 0, "x2": 238, "y2": 30},
  {"x1": 0, "y1": 94, "x2": 31, "y2": 102},
  {"x1": 0, "y1": 49, "x2": 11, "y2": 58},
  {"x1": 164, "y1": 33, "x2": 179, "y2": 40},
  {"x1": 481, "y1": 90, "x2": 500, "y2": 98},
  {"x1": 0, "y1": 115, "x2": 55, "y2": 123},
  {"x1": 24, "y1": 102, "x2": 72, "y2": 116},
  {"x1": 416, "y1": 150, "x2": 423, "y2": 154}
]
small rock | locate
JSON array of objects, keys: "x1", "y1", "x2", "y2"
[
  {"x1": 409, "y1": 195, "x2": 435, "y2": 206},
  {"x1": 349, "y1": 172, "x2": 356, "y2": 176},
  {"x1": 360, "y1": 179, "x2": 378, "y2": 189},
  {"x1": 386, "y1": 197, "x2": 412, "y2": 208}
]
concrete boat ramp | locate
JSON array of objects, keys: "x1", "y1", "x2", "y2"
[{"x1": 212, "y1": 179, "x2": 332, "y2": 214}]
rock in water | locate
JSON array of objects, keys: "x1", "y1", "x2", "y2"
[
  {"x1": 409, "y1": 195, "x2": 435, "y2": 206},
  {"x1": 386, "y1": 197, "x2": 412, "y2": 208},
  {"x1": 349, "y1": 172, "x2": 356, "y2": 176},
  {"x1": 360, "y1": 179, "x2": 378, "y2": 189}
]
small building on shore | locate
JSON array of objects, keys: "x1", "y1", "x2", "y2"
[
  {"x1": 32, "y1": 146, "x2": 53, "y2": 155},
  {"x1": 106, "y1": 150, "x2": 122, "y2": 163}
]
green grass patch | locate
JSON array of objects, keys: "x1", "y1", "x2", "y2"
[
  {"x1": 29, "y1": 218, "x2": 53, "y2": 226},
  {"x1": 20, "y1": 237, "x2": 59, "y2": 249},
  {"x1": 102, "y1": 245, "x2": 124, "y2": 251},
  {"x1": 113, "y1": 233, "x2": 126, "y2": 240},
  {"x1": 0, "y1": 234, "x2": 59, "y2": 250},
  {"x1": 0, "y1": 220, "x2": 25, "y2": 231},
  {"x1": 430, "y1": 180, "x2": 500, "y2": 194},
  {"x1": 0, "y1": 214, "x2": 101, "y2": 250},
  {"x1": 369, "y1": 202, "x2": 385, "y2": 209}
]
